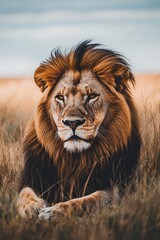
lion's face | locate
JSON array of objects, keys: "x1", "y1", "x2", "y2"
[
  {"x1": 34, "y1": 41, "x2": 135, "y2": 156},
  {"x1": 50, "y1": 71, "x2": 108, "y2": 152}
]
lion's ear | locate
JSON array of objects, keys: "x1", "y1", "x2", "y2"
[
  {"x1": 34, "y1": 65, "x2": 49, "y2": 92},
  {"x1": 113, "y1": 66, "x2": 135, "y2": 92}
]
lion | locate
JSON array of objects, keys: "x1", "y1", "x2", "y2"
[{"x1": 17, "y1": 40, "x2": 141, "y2": 220}]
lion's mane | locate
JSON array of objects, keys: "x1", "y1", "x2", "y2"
[{"x1": 20, "y1": 41, "x2": 141, "y2": 203}]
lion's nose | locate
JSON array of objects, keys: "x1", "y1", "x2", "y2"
[{"x1": 62, "y1": 119, "x2": 85, "y2": 130}]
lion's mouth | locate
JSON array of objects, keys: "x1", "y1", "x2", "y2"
[
  {"x1": 64, "y1": 135, "x2": 92, "y2": 152},
  {"x1": 64, "y1": 135, "x2": 93, "y2": 143}
]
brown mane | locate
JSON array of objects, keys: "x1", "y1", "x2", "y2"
[
  {"x1": 20, "y1": 41, "x2": 141, "y2": 203},
  {"x1": 34, "y1": 40, "x2": 135, "y2": 92}
]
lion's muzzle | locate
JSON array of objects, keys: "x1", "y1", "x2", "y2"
[
  {"x1": 62, "y1": 118, "x2": 85, "y2": 133},
  {"x1": 61, "y1": 116, "x2": 92, "y2": 152}
]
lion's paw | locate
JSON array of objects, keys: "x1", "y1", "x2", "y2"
[
  {"x1": 38, "y1": 203, "x2": 65, "y2": 221},
  {"x1": 17, "y1": 187, "x2": 46, "y2": 219}
]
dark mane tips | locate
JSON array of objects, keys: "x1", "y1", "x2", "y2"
[
  {"x1": 73, "y1": 40, "x2": 100, "y2": 71},
  {"x1": 35, "y1": 40, "x2": 135, "y2": 92}
]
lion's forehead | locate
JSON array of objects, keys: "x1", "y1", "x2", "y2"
[{"x1": 53, "y1": 70, "x2": 104, "y2": 95}]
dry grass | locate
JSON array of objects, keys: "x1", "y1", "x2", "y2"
[{"x1": 0, "y1": 75, "x2": 160, "y2": 240}]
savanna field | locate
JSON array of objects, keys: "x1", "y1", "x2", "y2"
[{"x1": 0, "y1": 75, "x2": 160, "y2": 240}]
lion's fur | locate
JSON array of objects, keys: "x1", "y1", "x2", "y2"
[{"x1": 20, "y1": 41, "x2": 141, "y2": 204}]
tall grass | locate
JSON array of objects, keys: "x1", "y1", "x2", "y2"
[{"x1": 0, "y1": 75, "x2": 160, "y2": 240}]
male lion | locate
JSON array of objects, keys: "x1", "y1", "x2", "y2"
[{"x1": 17, "y1": 41, "x2": 141, "y2": 220}]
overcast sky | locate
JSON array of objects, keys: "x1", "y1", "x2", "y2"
[{"x1": 0, "y1": 0, "x2": 160, "y2": 77}]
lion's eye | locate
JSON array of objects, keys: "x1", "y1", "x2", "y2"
[
  {"x1": 55, "y1": 95, "x2": 64, "y2": 102},
  {"x1": 87, "y1": 93, "x2": 99, "y2": 102}
]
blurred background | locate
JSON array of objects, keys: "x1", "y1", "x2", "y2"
[{"x1": 0, "y1": 0, "x2": 160, "y2": 77}]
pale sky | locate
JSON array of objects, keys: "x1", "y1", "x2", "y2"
[{"x1": 0, "y1": 0, "x2": 160, "y2": 77}]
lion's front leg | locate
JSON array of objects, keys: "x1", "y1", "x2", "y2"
[
  {"x1": 38, "y1": 190, "x2": 115, "y2": 221},
  {"x1": 17, "y1": 187, "x2": 47, "y2": 219}
]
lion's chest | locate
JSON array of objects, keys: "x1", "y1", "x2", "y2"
[{"x1": 42, "y1": 159, "x2": 112, "y2": 204}]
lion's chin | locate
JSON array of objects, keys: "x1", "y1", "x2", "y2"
[{"x1": 64, "y1": 139, "x2": 91, "y2": 152}]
